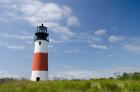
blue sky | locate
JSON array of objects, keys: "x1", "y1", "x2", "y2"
[{"x1": 0, "y1": 0, "x2": 140, "y2": 79}]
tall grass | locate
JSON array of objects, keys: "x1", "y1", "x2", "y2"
[{"x1": 0, "y1": 79, "x2": 140, "y2": 92}]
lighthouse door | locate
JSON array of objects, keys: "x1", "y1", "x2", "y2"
[{"x1": 36, "y1": 77, "x2": 40, "y2": 81}]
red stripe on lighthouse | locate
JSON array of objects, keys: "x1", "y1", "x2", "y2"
[{"x1": 32, "y1": 53, "x2": 48, "y2": 71}]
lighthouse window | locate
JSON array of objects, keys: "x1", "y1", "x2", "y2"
[{"x1": 39, "y1": 42, "x2": 41, "y2": 45}]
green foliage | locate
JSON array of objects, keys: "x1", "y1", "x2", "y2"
[
  {"x1": 0, "y1": 79, "x2": 140, "y2": 92},
  {"x1": 118, "y1": 72, "x2": 140, "y2": 80},
  {"x1": 0, "y1": 72, "x2": 140, "y2": 92}
]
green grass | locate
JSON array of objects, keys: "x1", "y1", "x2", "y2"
[{"x1": 0, "y1": 79, "x2": 140, "y2": 92}]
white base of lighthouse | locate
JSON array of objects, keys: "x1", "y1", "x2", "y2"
[{"x1": 31, "y1": 71, "x2": 48, "y2": 81}]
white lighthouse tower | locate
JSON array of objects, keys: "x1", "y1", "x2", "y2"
[{"x1": 31, "y1": 24, "x2": 49, "y2": 81}]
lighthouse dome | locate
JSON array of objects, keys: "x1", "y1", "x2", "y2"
[
  {"x1": 34, "y1": 24, "x2": 49, "y2": 41},
  {"x1": 36, "y1": 24, "x2": 48, "y2": 33}
]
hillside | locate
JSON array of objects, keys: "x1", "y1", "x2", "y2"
[{"x1": 0, "y1": 72, "x2": 140, "y2": 92}]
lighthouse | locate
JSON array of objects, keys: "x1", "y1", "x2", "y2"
[{"x1": 31, "y1": 24, "x2": 49, "y2": 81}]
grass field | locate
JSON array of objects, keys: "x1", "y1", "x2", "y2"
[{"x1": 0, "y1": 79, "x2": 140, "y2": 92}]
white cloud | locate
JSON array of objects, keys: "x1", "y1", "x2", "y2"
[
  {"x1": 67, "y1": 16, "x2": 80, "y2": 26},
  {"x1": 49, "y1": 25, "x2": 75, "y2": 42},
  {"x1": 0, "y1": 42, "x2": 25, "y2": 50},
  {"x1": 92, "y1": 37, "x2": 103, "y2": 43},
  {"x1": 20, "y1": 2, "x2": 69, "y2": 25},
  {"x1": 56, "y1": 70, "x2": 95, "y2": 79},
  {"x1": 0, "y1": 0, "x2": 79, "y2": 43},
  {"x1": 84, "y1": 30, "x2": 108, "y2": 50},
  {"x1": 120, "y1": 38, "x2": 140, "y2": 54},
  {"x1": 94, "y1": 29, "x2": 106, "y2": 36},
  {"x1": 64, "y1": 48, "x2": 79, "y2": 53},
  {"x1": 6, "y1": 45, "x2": 25, "y2": 50},
  {"x1": 72, "y1": 32, "x2": 93, "y2": 43},
  {"x1": 90, "y1": 43, "x2": 108, "y2": 50},
  {"x1": 50, "y1": 64, "x2": 96, "y2": 79},
  {"x1": 2, "y1": 33, "x2": 33, "y2": 40},
  {"x1": 109, "y1": 35, "x2": 125, "y2": 43},
  {"x1": 122, "y1": 43, "x2": 140, "y2": 54},
  {"x1": 97, "y1": 66, "x2": 140, "y2": 78},
  {"x1": 50, "y1": 65, "x2": 140, "y2": 79},
  {"x1": 0, "y1": 71, "x2": 20, "y2": 79},
  {"x1": 19, "y1": 1, "x2": 78, "y2": 42}
]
